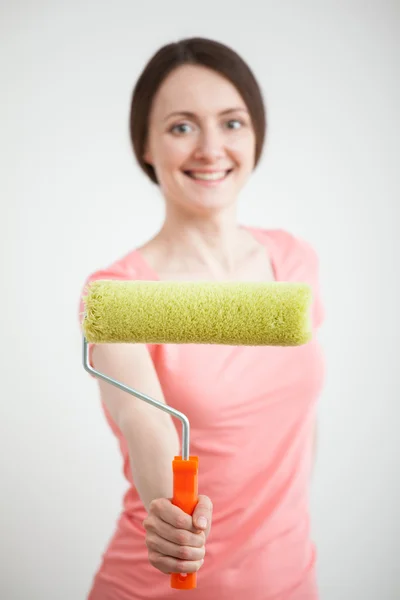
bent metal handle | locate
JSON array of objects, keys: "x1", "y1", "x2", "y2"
[{"x1": 170, "y1": 456, "x2": 199, "y2": 590}]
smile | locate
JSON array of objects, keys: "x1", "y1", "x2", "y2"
[{"x1": 184, "y1": 169, "x2": 233, "y2": 182}]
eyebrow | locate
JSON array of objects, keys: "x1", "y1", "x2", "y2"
[{"x1": 163, "y1": 107, "x2": 249, "y2": 121}]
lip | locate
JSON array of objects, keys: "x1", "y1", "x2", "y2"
[
  {"x1": 183, "y1": 168, "x2": 234, "y2": 186},
  {"x1": 184, "y1": 168, "x2": 234, "y2": 174}
]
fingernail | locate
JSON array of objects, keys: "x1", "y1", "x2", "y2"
[{"x1": 197, "y1": 517, "x2": 207, "y2": 529}]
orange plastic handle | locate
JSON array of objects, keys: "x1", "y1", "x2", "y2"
[{"x1": 170, "y1": 456, "x2": 199, "y2": 590}]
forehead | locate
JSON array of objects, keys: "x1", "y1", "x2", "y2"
[{"x1": 151, "y1": 64, "x2": 247, "y2": 117}]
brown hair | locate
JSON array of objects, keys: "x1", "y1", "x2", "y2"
[{"x1": 129, "y1": 37, "x2": 267, "y2": 184}]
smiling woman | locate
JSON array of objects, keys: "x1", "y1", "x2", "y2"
[
  {"x1": 130, "y1": 38, "x2": 266, "y2": 187},
  {"x1": 80, "y1": 36, "x2": 325, "y2": 600},
  {"x1": 141, "y1": 64, "x2": 257, "y2": 215}
]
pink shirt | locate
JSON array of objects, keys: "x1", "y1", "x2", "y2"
[{"x1": 79, "y1": 227, "x2": 325, "y2": 600}]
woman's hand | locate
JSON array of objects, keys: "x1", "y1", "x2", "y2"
[{"x1": 143, "y1": 495, "x2": 213, "y2": 575}]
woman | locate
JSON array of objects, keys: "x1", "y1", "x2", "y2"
[{"x1": 80, "y1": 37, "x2": 324, "y2": 600}]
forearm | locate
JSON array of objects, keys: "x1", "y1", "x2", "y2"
[
  {"x1": 120, "y1": 412, "x2": 180, "y2": 512},
  {"x1": 91, "y1": 343, "x2": 179, "y2": 511}
]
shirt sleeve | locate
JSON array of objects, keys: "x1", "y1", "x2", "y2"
[
  {"x1": 296, "y1": 237, "x2": 325, "y2": 330},
  {"x1": 78, "y1": 265, "x2": 132, "y2": 370}
]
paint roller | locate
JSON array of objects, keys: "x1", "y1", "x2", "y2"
[{"x1": 81, "y1": 279, "x2": 313, "y2": 589}]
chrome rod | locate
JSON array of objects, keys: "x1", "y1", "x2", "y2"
[{"x1": 83, "y1": 337, "x2": 190, "y2": 460}]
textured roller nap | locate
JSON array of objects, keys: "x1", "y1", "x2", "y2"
[{"x1": 82, "y1": 280, "x2": 313, "y2": 346}]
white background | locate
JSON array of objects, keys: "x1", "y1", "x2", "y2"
[{"x1": 1, "y1": 1, "x2": 399, "y2": 598}]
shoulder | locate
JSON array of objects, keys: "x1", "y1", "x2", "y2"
[
  {"x1": 247, "y1": 225, "x2": 320, "y2": 268},
  {"x1": 78, "y1": 247, "x2": 145, "y2": 324},
  {"x1": 247, "y1": 226, "x2": 324, "y2": 328},
  {"x1": 82, "y1": 247, "x2": 147, "y2": 286}
]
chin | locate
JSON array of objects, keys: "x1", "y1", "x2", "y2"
[
  {"x1": 162, "y1": 170, "x2": 250, "y2": 214},
  {"x1": 180, "y1": 193, "x2": 238, "y2": 216}
]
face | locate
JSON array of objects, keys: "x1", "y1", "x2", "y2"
[{"x1": 144, "y1": 64, "x2": 256, "y2": 216}]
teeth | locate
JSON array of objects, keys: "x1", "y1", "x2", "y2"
[{"x1": 189, "y1": 171, "x2": 228, "y2": 181}]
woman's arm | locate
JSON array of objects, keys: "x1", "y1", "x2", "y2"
[{"x1": 92, "y1": 343, "x2": 180, "y2": 512}]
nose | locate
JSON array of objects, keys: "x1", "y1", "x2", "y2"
[{"x1": 193, "y1": 126, "x2": 225, "y2": 162}]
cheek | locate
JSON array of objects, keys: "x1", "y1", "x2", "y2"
[
  {"x1": 227, "y1": 133, "x2": 256, "y2": 167},
  {"x1": 156, "y1": 137, "x2": 193, "y2": 171}
]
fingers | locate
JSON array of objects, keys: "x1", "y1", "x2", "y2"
[
  {"x1": 143, "y1": 513, "x2": 206, "y2": 548},
  {"x1": 143, "y1": 511, "x2": 206, "y2": 576},
  {"x1": 148, "y1": 498, "x2": 198, "y2": 532},
  {"x1": 148, "y1": 496, "x2": 213, "y2": 534},
  {"x1": 192, "y1": 494, "x2": 213, "y2": 534},
  {"x1": 143, "y1": 496, "x2": 212, "y2": 577},
  {"x1": 147, "y1": 550, "x2": 204, "y2": 576},
  {"x1": 146, "y1": 529, "x2": 206, "y2": 562}
]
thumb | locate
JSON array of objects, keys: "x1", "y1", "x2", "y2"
[{"x1": 192, "y1": 495, "x2": 213, "y2": 533}]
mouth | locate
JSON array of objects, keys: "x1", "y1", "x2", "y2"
[{"x1": 183, "y1": 169, "x2": 233, "y2": 183}]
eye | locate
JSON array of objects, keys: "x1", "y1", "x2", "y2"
[
  {"x1": 225, "y1": 119, "x2": 243, "y2": 130},
  {"x1": 170, "y1": 123, "x2": 193, "y2": 135}
]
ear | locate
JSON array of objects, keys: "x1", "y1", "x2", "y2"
[{"x1": 143, "y1": 142, "x2": 153, "y2": 165}]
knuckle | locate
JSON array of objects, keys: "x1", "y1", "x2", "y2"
[
  {"x1": 143, "y1": 517, "x2": 154, "y2": 532},
  {"x1": 145, "y1": 534, "x2": 156, "y2": 550},
  {"x1": 174, "y1": 559, "x2": 187, "y2": 573},
  {"x1": 175, "y1": 515, "x2": 188, "y2": 530},
  {"x1": 198, "y1": 495, "x2": 213, "y2": 511},
  {"x1": 176, "y1": 530, "x2": 189, "y2": 545},
  {"x1": 142, "y1": 517, "x2": 150, "y2": 530},
  {"x1": 192, "y1": 531, "x2": 205, "y2": 546},
  {"x1": 149, "y1": 498, "x2": 163, "y2": 513},
  {"x1": 177, "y1": 545, "x2": 191, "y2": 560},
  {"x1": 148, "y1": 550, "x2": 159, "y2": 566},
  {"x1": 198, "y1": 503, "x2": 213, "y2": 515}
]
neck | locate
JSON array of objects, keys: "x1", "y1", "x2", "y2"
[{"x1": 156, "y1": 203, "x2": 243, "y2": 274}]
